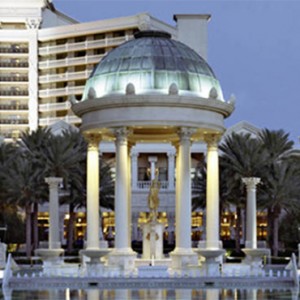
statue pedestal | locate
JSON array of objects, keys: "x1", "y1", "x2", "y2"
[{"x1": 142, "y1": 221, "x2": 164, "y2": 260}]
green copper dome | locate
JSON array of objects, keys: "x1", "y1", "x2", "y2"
[{"x1": 82, "y1": 31, "x2": 224, "y2": 100}]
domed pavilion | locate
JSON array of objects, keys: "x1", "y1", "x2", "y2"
[{"x1": 71, "y1": 30, "x2": 234, "y2": 272}]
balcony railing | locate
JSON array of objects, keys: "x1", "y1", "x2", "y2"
[
  {"x1": 39, "y1": 115, "x2": 81, "y2": 126},
  {"x1": 39, "y1": 86, "x2": 84, "y2": 98},
  {"x1": 39, "y1": 70, "x2": 91, "y2": 84},
  {"x1": 0, "y1": 62, "x2": 29, "y2": 68},
  {"x1": 136, "y1": 181, "x2": 169, "y2": 190},
  {"x1": 0, "y1": 104, "x2": 28, "y2": 110},
  {"x1": 0, "y1": 90, "x2": 29, "y2": 96},
  {"x1": 0, "y1": 47, "x2": 28, "y2": 54},
  {"x1": 134, "y1": 181, "x2": 201, "y2": 191},
  {"x1": 39, "y1": 101, "x2": 71, "y2": 112},
  {"x1": 38, "y1": 54, "x2": 104, "y2": 69},
  {"x1": 0, "y1": 76, "x2": 28, "y2": 82},
  {"x1": 0, "y1": 119, "x2": 28, "y2": 124},
  {"x1": 39, "y1": 36, "x2": 129, "y2": 55}
]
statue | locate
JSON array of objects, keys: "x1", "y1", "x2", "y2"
[{"x1": 147, "y1": 170, "x2": 160, "y2": 222}]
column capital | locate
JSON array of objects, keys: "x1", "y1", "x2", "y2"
[
  {"x1": 26, "y1": 18, "x2": 41, "y2": 29},
  {"x1": 45, "y1": 177, "x2": 63, "y2": 188},
  {"x1": 167, "y1": 150, "x2": 176, "y2": 158},
  {"x1": 204, "y1": 133, "x2": 221, "y2": 149},
  {"x1": 84, "y1": 133, "x2": 101, "y2": 151},
  {"x1": 114, "y1": 127, "x2": 131, "y2": 145},
  {"x1": 130, "y1": 150, "x2": 139, "y2": 158},
  {"x1": 178, "y1": 127, "x2": 196, "y2": 142},
  {"x1": 242, "y1": 177, "x2": 261, "y2": 189}
]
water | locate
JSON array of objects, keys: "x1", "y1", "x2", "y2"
[{"x1": 1, "y1": 288, "x2": 299, "y2": 300}]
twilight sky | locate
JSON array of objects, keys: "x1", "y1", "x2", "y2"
[{"x1": 53, "y1": 0, "x2": 300, "y2": 144}]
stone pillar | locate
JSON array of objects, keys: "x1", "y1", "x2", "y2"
[
  {"x1": 45, "y1": 177, "x2": 63, "y2": 249},
  {"x1": 171, "y1": 128, "x2": 197, "y2": 272},
  {"x1": 167, "y1": 151, "x2": 175, "y2": 190},
  {"x1": 128, "y1": 143, "x2": 132, "y2": 244},
  {"x1": 114, "y1": 127, "x2": 130, "y2": 249},
  {"x1": 109, "y1": 128, "x2": 136, "y2": 272},
  {"x1": 35, "y1": 177, "x2": 64, "y2": 272},
  {"x1": 86, "y1": 134, "x2": 101, "y2": 250},
  {"x1": 131, "y1": 150, "x2": 139, "y2": 189},
  {"x1": 242, "y1": 177, "x2": 261, "y2": 249},
  {"x1": 205, "y1": 134, "x2": 221, "y2": 249},
  {"x1": 148, "y1": 156, "x2": 158, "y2": 180}
]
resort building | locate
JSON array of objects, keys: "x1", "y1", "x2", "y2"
[{"x1": 0, "y1": 0, "x2": 268, "y2": 251}]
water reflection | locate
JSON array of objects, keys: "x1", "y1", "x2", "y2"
[{"x1": 1, "y1": 287, "x2": 299, "y2": 300}]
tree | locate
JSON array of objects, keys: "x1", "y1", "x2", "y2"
[
  {"x1": 258, "y1": 129, "x2": 297, "y2": 256},
  {"x1": 18, "y1": 128, "x2": 52, "y2": 252},
  {"x1": 219, "y1": 132, "x2": 268, "y2": 251},
  {"x1": 1, "y1": 155, "x2": 47, "y2": 256}
]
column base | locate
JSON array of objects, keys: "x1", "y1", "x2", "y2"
[
  {"x1": 80, "y1": 248, "x2": 111, "y2": 264},
  {"x1": 35, "y1": 248, "x2": 64, "y2": 276},
  {"x1": 35, "y1": 248, "x2": 64, "y2": 260},
  {"x1": 194, "y1": 249, "x2": 225, "y2": 276},
  {"x1": 108, "y1": 248, "x2": 137, "y2": 273},
  {"x1": 242, "y1": 248, "x2": 270, "y2": 275},
  {"x1": 170, "y1": 248, "x2": 198, "y2": 274}
]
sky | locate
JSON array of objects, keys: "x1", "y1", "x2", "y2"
[{"x1": 53, "y1": 0, "x2": 300, "y2": 144}]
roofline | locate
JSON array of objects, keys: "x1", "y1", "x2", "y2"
[{"x1": 38, "y1": 12, "x2": 176, "y2": 41}]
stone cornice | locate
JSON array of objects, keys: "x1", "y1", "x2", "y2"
[{"x1": 71, "y1": 95, "x2": 234, "y2": 119}]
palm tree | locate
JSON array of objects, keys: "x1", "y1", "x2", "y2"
[
  {"x1": 258, "y1": 129, "x2": 296, "y2": 256},
  {"x1": 1, "y1": 155, "x2": 47, "y2": 256},
  {"x1": 259, "y1": 129, "x2": 294, "y2": 256},
  {"x1": 219, "y1": 132, "x2": 268, "y2": 251},
  {"x1": 58, "y1": 130, "x2": 87, "y2": 253},
  {"x1": 18, "y1": 128, "x2": 52, "y2": 251}
]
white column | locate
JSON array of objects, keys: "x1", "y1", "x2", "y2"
[
  {"x1": 26, "y1": 18, "x2": 41, "y2": 132},
  {"x1": 242, "y1": 177, "x2": 261, "y2": 249},
  {"x1": 45, "y1": 177, "x2": 63, "y2": 249},
  {"x1": 114, "y1": 127, "x2": 130, "y2": 250},
  {"x1": 175, "y1": 128, "x2": 194, "y2": 250},
  {"x1": 167, "y1": 151, "x2": 175, "y2": 190},
  {"x1": 131, "y1": 150, "x2": 139, "y2": 189},
  {"x1": 86, "y1": 134, "x2": 101, "y2": 250},
  {"x1": 205, "y1": 134, "x2": 221, "y2": 249},
  {"x1": 127, "y1": 143, "x2": 132, "y2": 244},
  {"x1": 148, "y1": 156, "x2": 158, "y2": 180}
]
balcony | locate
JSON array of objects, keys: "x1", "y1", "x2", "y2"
[
  {"x1": 39, "y1": 70, "x2": 91, "y2": 84},
  {"x1": 0, "y1": 62, "x2": 29, "y2": 69},
  {"x1": 0, "y1": 47, "x2": 28, "y2": 54},
  {"x1": 0, "y1": 90, "x2": 29, "y2": 97},
  {"x1": 39, "y1": 101, "x2": 70, "y2": 112},
  {"x1": 39, "y1": 86, "x2": 84, "y2": 98},
  {"x1": 39, "y1": 115, "x2": 81, "y2": 126},
  {"x1": 0, "y1": 104, "x2": 28, "y2": 110},
  {"x1": 0, "y1": 76, "x2": 28, "y2": 82},
  {"x1": 0, "y1": 118, "x2": 28, "y2": 125},
  {"x1": 38, "y1": 54, "x2": 104, "y2": 69},
  {"x1": 39, "y1": 36, "x2": 129, "y2": 55}
]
